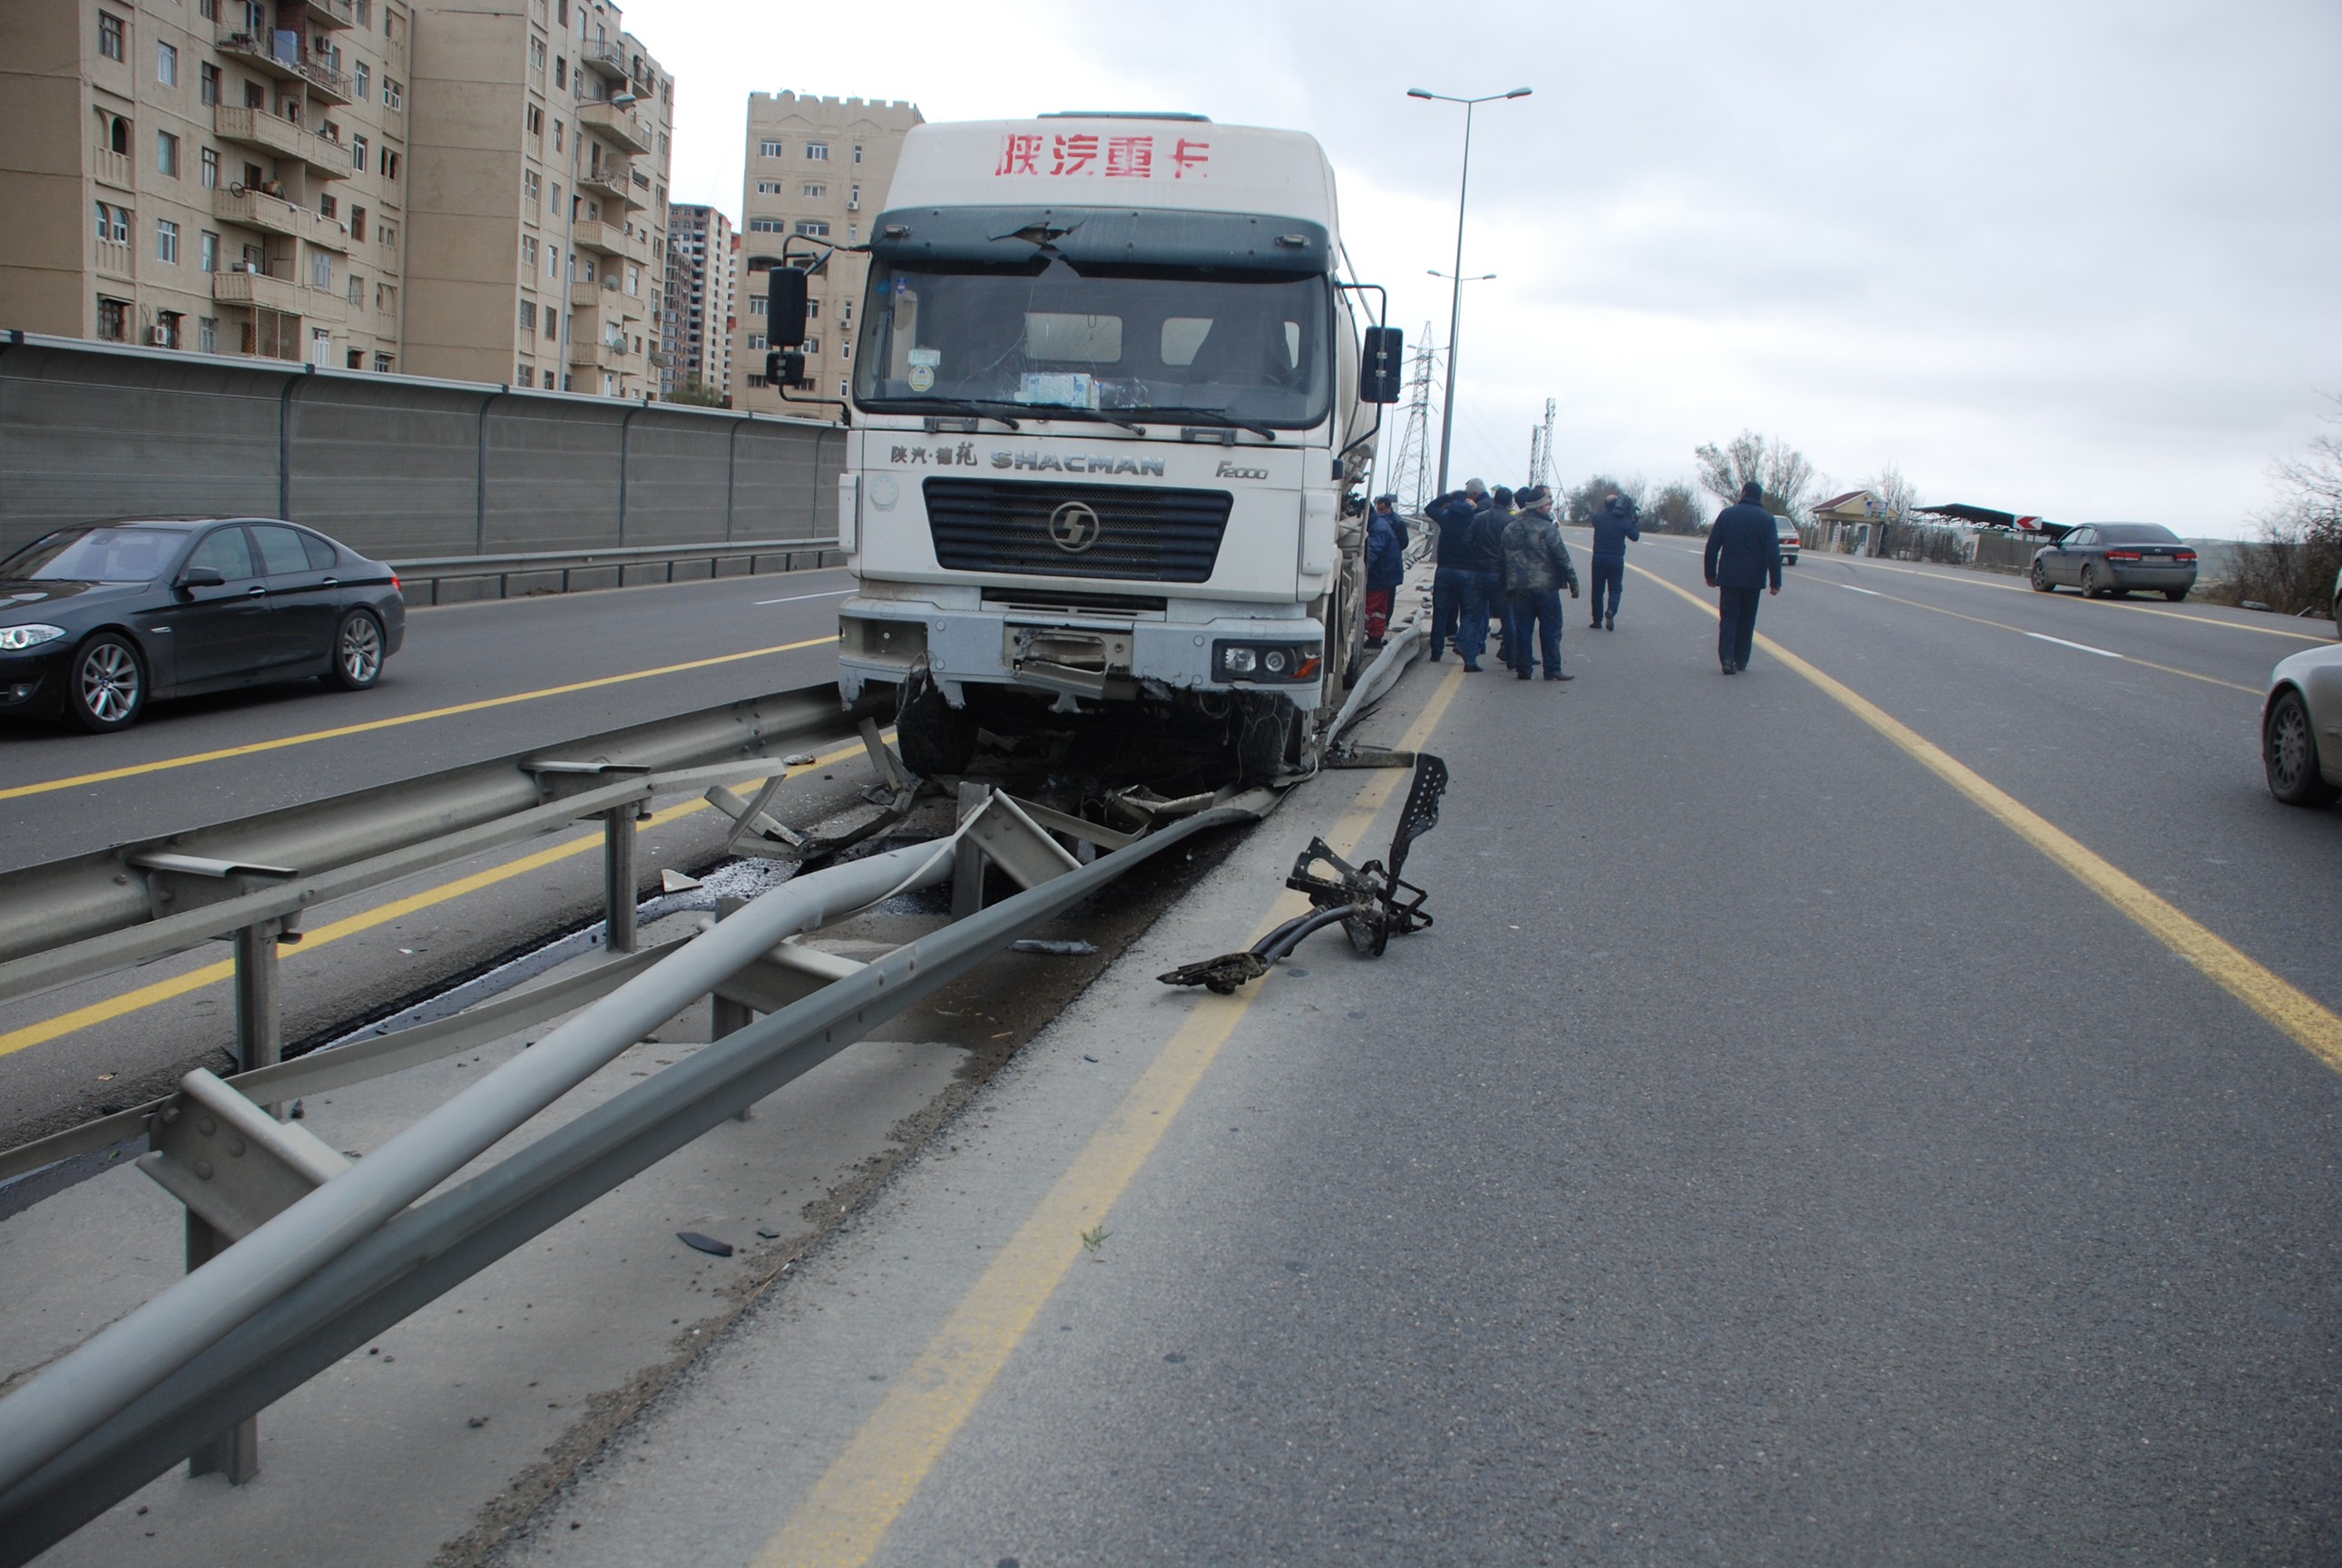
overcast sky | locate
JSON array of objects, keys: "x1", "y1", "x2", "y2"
[{"x1": 622, "y1": 0, "x2": 2341, "y2": 535}]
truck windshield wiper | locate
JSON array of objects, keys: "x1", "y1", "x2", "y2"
[
  {"x1": 1143, "y1": 407, "x2": 1279, "y2": 442},
  {"x1": 1018, "y1": 405, "x2": 1150, "y2": 436},
  {"x1": 892, "y1": 397, "x2": 1022, "y2": 430}
]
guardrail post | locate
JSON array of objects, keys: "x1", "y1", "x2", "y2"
[
  {"x1": 183, "y1": 1207, "x2": 260, "y2": 1485},
  {"x1": 710, "y1": 896, "x2": 755, "y2": 1121},
  {"x1": 953, "y1": 781, "x2": 992, "y2": 920},
  {"x1": 231, "y1": 920, "x2": 283, "y2": 1114},
  {"x1": 602, "y1": 805, "x2": 642, "y2": 954}
]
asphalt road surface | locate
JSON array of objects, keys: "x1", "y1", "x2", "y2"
[
  {"x1": 0, "y1": 566, "x2": 856, "y2": 870},
  {"x1": 479, "y1": 545, "x2": 2342, "y2": 1567}
]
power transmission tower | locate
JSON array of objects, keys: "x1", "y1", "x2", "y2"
[
  {"x1": 1384, "y1": 324, "x2": 1439, "y2": 511},
  {"x1": 1525, "y1": 397, "x2": 1557, "y2": 494}
]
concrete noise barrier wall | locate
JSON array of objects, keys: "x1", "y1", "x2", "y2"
[{"x1": 0, "y1": 335, "x2": 841, "y2": 563}]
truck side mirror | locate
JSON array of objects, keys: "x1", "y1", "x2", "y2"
[
  {"x1": 768, "y1": 267, "x2": 809, "y2": 348},
  {"x1": 765, "y1": 348, "x2": 805, "y2": 387},
  {"x1": 1362, "y1": 326, "x2": 1404, "y2": 404}
]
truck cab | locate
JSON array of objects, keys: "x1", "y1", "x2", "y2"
[{"x1": 780, "y1": 114, "x2": 1397, "y2": 779}]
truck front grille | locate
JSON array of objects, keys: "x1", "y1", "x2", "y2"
[{"x1": 923, "y1": 477, "x2": 1232, "y2": 583}]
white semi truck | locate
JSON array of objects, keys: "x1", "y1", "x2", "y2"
[{"x1": 763, "y1": 113, "x2": 1401, "y2": 779}]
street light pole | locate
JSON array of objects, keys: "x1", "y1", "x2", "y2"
[{"x1": 1407, "y1": 85, "x2": 1531, "y2": 499}]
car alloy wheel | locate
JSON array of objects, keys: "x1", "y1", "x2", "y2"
[
  {"x1": 72, "y1": 635, "x2": 143, "y2": 732},
  {"x1": 2080, "y1": 564, "x2": 2101, "y2": 599},
  {"x1": 2264, "y1": 689, "x2": 2337, "y2": 807},
  {"x1": 2030, "y1": 562, "x2": 2052, "y2": 593},
  {"x1": 327, "y1": 610, "x2": 385, "y2": 691}
]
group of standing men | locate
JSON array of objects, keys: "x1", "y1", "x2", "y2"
[{"x1": 1406, "y1": 476, "x2": 1786, "y2": 680}]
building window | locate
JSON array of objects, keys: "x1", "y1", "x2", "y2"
[
  {"x1": 800, "y1": 335, "x2": 819, "y2": 354},
  {"x1": 201, "y1": 230, "x2": 220, "y2": 271},
  {"x1": 98, "y1": 12, "x2": 124, "y2": 62},
  {"x1": 350, "y1": 205, "x2": 367, "y2": 240},
  {"x1": 98, "y1": 298, "x2": 129, "y2": 341},
  {"x1": 520, "y1": 299, "x2": 536, "y2": 333},
  {"x1": 378, "y1": 221, "x2": 397, "y2": 248},
  {"x1": 802, "y1": 182, "x2": 825, "y2": 199},
  {"x1": 201, "y1": 147, "x2": 220, "y2": 188},
  {"x1": 524, "y1": 170, "x2": 541, "y2": 217},
  {"x1": 200, "y1": 317, "x2": 219, "y2": 352},
  {"x1": 375, "y1": 352, "x2": 392, "y2": 373},
  {"x1": 312, "y1": 250, "x2": 332, "y2": 289},
  {"x1": 157, "y1": 311, "x2": 182, "y2": 349},
  {"x1": 838, "y1": 339, "x2": 850, "y2": 361},
  {"x1": 806, "y1": 299, "x2": 819, "y2": 319},
  {"x1": 746, "y1": 217, "x2": 782, "y2": 233},
  {"x1": 522, "y1": 234, "x2": 539, "y2": 270},
  {"x1": 384, "y1": 78, "x2": 403, "y2": 110},
  {"x1": 853, "y1": 144, "x2": 864, "y2": 164},
  {"x1": 200, "y1": 61, "x2": 220, "y2": 104},
  {"x1": 805, "y1": 142, "x2": 828, "y2": 162},
  {"x1": 157, "y1": 41, "x2": 178, "y2": 85},
  {"x1": 199, "y1": 0, "x2": 219, "y2": 18},
  {"x1": 156, "y1": 219, "x2": 180, "y2": 263},
  {"x1": 318, "y1": 192, "x2": 337, "y2": 220},
  {"x1": 348, "y1": 272, "x2": 363, "y2": 304},
  {"x1": 553, "y1": 56, "x2": 564, "y2": 88},
  {"x1": 354, "y1": 60, "x2": 369, "y2": 101},
  {"x1": 380, "y1": 148, "x2": 400, "y2": 180},
  {"x1": 548, "y1": 244, "x2": 559, "y2": 279},
  {"x1": 351, "y1": 132, "x2": 367, "y2": 171},
  {"x1": 156, "y1": 131, "x2": 179, "y2": 177},
  {"x1": 526, "y1": 103, "x2": 543, "y2": 138},
  {"x1": 748, "y1": 294, "x2": 764, "y2": 316},
  {"x1": 759, "y1": 139, "x2": 783, "y2": 159},
  {"x1": 795, "y1": 220, "x2": 828, "y2": 238}
]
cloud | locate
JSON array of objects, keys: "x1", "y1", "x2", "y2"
[{"x1": 625, "y1": 0, "x2": 2342, "y2": 534}]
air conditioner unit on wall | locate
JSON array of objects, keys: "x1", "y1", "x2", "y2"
[{"x1": 148, "y1": 326, "x2": 171, "y2": 346}]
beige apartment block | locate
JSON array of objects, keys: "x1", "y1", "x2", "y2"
[
  {"x1": 661, "y1": 201, "x2": 732, "y2": 401},
  {"x1": 0, "y1": 0, "x2": 413, "y2": 368},
  {"x1": 403, "y1": 0, "x2": 671, "y2": 397},
  {"x1": 733, "y1": 92, "x2": 921, "y2": 417}
]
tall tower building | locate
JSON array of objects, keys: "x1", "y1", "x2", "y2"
[
  {"x1": 402, "y1": 0, "x2": 671, "y2": 397},
  {"x1": 733, "y1": 92, "x2": 920, "y2": 417},
  {"x1": 0, "y1": 0, "x2": 414, "y2": 368},
  {"x1": 661, "y1": 201, "x2": 732, "y2": 401}
]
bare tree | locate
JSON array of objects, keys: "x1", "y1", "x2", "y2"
[
  {"x1": 1647, "y1": 480, "x2": 1707, "y2": 535},
  {"x1": 1866, "y1": 464, "x2": 1918, "y2": 526},
  {"x1": 2230, "y1": 395, "x2": 2342, "y2": 615},
  {"x1": 1694, "y1": 430, "x2": 1818, "y2": 520}
]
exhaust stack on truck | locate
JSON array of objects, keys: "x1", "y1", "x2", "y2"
[{"x1": 765, "y1": 113, "x2": 1400, "y2": 779}]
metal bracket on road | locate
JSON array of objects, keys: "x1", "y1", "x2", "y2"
[
  {"x1": 1159, "y1": 752, "x2": 1449, "y2": 994},
  {"x1": 138, "y1": 1070, "x2": 349, "y2": 1245}
]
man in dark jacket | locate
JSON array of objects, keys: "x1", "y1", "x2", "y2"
[
  {"x1": 1587, "y1": 493, "x2": 1641, "y2": 631},
  {"x1": 1424, "y1": 478, "x2": 1486, "y2": 662},
  {"x1": 1472, "y1": 486, "x2": 1515, "y2": 670},
  {"x1": 1363, "y1": 495, "x2": 1406, "y2": 647},
  {"x1": 1702, "y1": 480, "x2": 1784, "y2": 674},
  {"x1": 1499, "y1": 485, "x2": 1579, "y2": 681}
]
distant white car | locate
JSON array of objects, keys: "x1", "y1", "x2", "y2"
[
  {"x1": 1774, "y1": 514, "x2": 1801, "y2": 564},
  {"x1": 2263, "y1": 642, "x2": 2342, "y2": 807}
]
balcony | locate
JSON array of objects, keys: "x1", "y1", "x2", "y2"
[
  {"x1": 94, "y1": 240, "x2": 133, "y2": 279},
  {"x1": 91, "y1": 145, "x2": 132, "y2": 190},
  {"x1": 303, "y1": 0, "x2": 358, "y2": 29},
  {"x1": 213, "y1": 267, "x2": 304, "y2": 313},
  {"x1": 212, "y1": 185, "x2": 347, "y2": 249},
  {"x1": 214, "y1": 32, "x2": 353, "y2": 103},
  {"x1": 572, "y1": 218, "x2": 644, "y2": 260},
  {"x1": 213, "y1": 105, "x2": 353, "y2": 178},
  {"x1": 567, "y1": 337, "x2": 626, "y2": 371},
  {"x1": 577, "y1": 162, "x2": 641, "y2": 208},
  {"x1": 579, "y1": 38, "x2": 629, "y2": 82},
  {"x1": 577, "y1": 99, "x2": 652, "y2": 155}
]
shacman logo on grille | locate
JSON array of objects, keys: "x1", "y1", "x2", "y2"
[{"x1": 1047, "y1": 500, "x2": 1102, "y2": 554}]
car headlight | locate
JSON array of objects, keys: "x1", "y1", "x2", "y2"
[{"x1": 0, "y1": 624, "x2": 64, "y2": 652}]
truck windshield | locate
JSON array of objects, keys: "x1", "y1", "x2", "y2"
[{"x1": 853, "y1": 258, "x2": 1333, "y2": 429}]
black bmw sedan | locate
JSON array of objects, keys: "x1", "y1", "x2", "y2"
[{"x1": 0, "y1": 518, "x2": 406, "y2": 732}]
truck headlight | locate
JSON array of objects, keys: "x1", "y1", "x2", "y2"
[
  {"x1": 1213, "y1": 641, "x2": 1321, "y2": 683},
  {"x1": 0, "y1": 624, "x2": 64, "y2": 652}
]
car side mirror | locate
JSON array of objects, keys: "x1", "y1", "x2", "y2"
[
  {"x1": 1362, "y1": 326, "x2": 1404, "y2": 404},
  {"x1": 178, "y1": 566, "x2": 226, "y2": 593},
  {"x1": 768, "y1": 267, "x2": 808, "y2": 348}
]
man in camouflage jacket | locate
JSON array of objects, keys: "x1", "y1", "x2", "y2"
[{"x1": 1498, "y1": 485, "x2": 1580, "y2": 681}]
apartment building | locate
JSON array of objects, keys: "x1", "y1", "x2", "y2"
[
  {"x1": 0, "y1": 0, "x2": 413, "y2": 368},
  {"x1": 733, "y1": 93, "x2": 921, "y2": 417},
  {"x1": 402, "y1": 0, "x2": 671, "y2": 397},
  {"x1": 660, "y1": 201, "x2": 732, "y2": 401}
]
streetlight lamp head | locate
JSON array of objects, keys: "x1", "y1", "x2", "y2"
[
  {"x1": 1506, "y1": 87, "x2": 1534, "y2": 98},
  {"x1": 1406, "y1": 88, "x2": 1434, "y2": 99}
]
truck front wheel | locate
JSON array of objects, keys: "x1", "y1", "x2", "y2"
[{"x1": 895, "y1": 665, "x2": 977, "y2": 779}]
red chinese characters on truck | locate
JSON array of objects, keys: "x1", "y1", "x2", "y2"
[{"x1": 995, "y1": 133, "x2": 1210, "y2": 180}]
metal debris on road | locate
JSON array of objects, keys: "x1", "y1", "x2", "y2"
[{"x1": 676, "y1": 1231, "x2": 735, "y2": 1259}]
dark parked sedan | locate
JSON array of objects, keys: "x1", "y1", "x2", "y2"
[
  {"x1": 2028, "y1": 522, "x2": 2198, "y2": 600},
  {"x1": 0, "y1": 518, "x2": 405, "y2": 731}
]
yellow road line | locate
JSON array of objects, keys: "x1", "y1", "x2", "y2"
[
  {"x1": 0, "y1": 636, "x2": 836, "y2": 802},
  {"x1": 1630, "y1": 562, "x2": 2342, "y2": 1073},
  {"x1": 757, "y1": 662, "x2": 1468, "y2": 1568},
  {"x1": 1821, "y1": 580, "x2": 2259, "y2": 695},
  {"x1": 0, "y1": 738, "x2": 869, "y2": 1063}
]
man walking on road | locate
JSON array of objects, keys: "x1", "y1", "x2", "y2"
[
  {"x1": 1474, "y1": 486, "x2": 1517, "y2": 670},
  {"x1": 1363, "y1": 495, "x2": 1406, "y2": 648},
  {"x1": 1588, "y1": 493, "x2": 1641, "y2": 631},
  {"x1": 1703, "y1": 480, "x2": 1784, "y2": 674},
  {"x1": 1500, "y1": 485, "x2": 1579, "y2": 681},
  {"x1": 1424, "y1": 479, "x2": 1488, "y2": 663}
]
